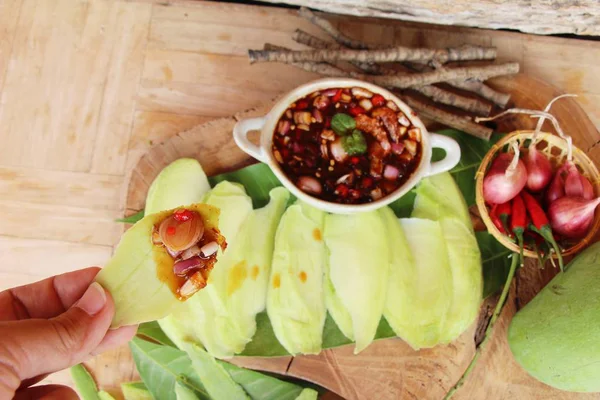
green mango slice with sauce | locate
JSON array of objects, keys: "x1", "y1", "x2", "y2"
[{"x1": 95, "y1": 203, "x2": 225, "y2": 328}]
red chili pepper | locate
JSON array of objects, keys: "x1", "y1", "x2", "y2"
[
  {"x1": 510, "y1": 194, "x2": 526, "y2": 266},
  {"x1": 335, "y1": 184, "x2": 349, "y2": 197},
  {"x1": 371, "y1": 94, "x2": 385, "y2": 107},
  {"x1": 496, "y1": 201, "x2": 511, "y2": 233},
  {"x1": 350, "y1": 156, "x2": 360, "y2": 165},
  {"x1": 295, "y1": 99, "x2": 309, "y2": 110},
  {"x1": 349, "y1": 106, "x2": 366, "y2": 116},
  {"x1": 361, "y1": 176, "x2": 373, "y2": 188},
  {"x1": 490, "y1": 204, "x2": 505, "y2": 234},
  {"x1": 173, "y1": 209, "x2": 194, "y2": 222},
  {"x1": 522, "y1": 191, "x2": 564, "y2": 271},
  {"x1": 331, "y1": 89, "x2": 343, "y2": 103},
  {"x1": 324, "y1": 116, "x2": 332, "y2": 128}
]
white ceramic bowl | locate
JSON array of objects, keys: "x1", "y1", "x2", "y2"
[{"x1": 233, "y1": 78, "x2": 461, "y2": 213}]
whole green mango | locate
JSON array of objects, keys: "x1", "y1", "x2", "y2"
[{"x1": 508, "y1": 241, "x2": 600, "y2": 392}]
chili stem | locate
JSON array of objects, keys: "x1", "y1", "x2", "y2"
[{"x1": 443, "y1": 254, "x2": 519, "y2": 399}]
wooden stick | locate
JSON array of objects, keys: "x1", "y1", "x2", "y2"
[
  {"x1": 292, "y1": 30, "x2": 492, "y2": 115},
  {"x1": 367, "y1": 63, "x2": 519, "y2": 89},
  {"x1": 292, "y1": 29, "x2": 384, "y2": 74},
  {"x1": 263, "y1": 43, "x2": 347, "y2": 76},
  {"x1": 249, "y1": 45, "x2": 498, "y2": 65},
  {"x1": 449, "y1": 79, "x2": 511, "y2": 108},
  {"x1": 298, "y1": 7, "x2": 368, "y2": 50},
  {"x1": 413, "y1": 85, "x2": 491, "y2": 116},
  {"x1": 401, "y1": 94, "x2": 494, "y2": 140}
]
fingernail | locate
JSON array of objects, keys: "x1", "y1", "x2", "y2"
[{"x1": 75, "y1": 282, "x2": 107, "y2": 316}]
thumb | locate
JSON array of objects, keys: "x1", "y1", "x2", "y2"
[{"x1": 0, "y1": 282, "x2": 115, "y2": 382}]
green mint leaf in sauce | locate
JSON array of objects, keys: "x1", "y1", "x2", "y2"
[
  {"x1": 342, "y1": 130, "x2": 367, "y2": 155},
  {"x1": 331, "y1": 113, "x2": 356, "y2": 136}
]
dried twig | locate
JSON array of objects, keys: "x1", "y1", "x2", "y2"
[
  {"x1": 449, "y1": 79, "x2": 511, "y2": 108},
  {"x1": 292, "y1": 30, "x2": 491, "y2": 115},
  {"x1": 367, "y1": 63, "x2": 519, "y2": 89},
  {"x1": 298, "y1": 7, "x2": 369, "y2": 50},
  {"x1": 249, "y1": 45, "x2": 498, "y2": 65},
  {"x1": 402, "y1": 94, "x2": 493, "y2": 140},
  {"x1": 263, "y1": 43, "x2": 347, "y2": 76}
]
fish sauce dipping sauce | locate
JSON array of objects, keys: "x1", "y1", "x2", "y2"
[
  {"x1": 233, "y1": 78, "x2": 461, "y2": 213},
  {"x1": 272, "y1": 87, "x2": 423, "y2": 205}
]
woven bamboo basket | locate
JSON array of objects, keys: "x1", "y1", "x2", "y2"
[{"x1": 475, "y1": 130, "x2": 600, "y2": 258}]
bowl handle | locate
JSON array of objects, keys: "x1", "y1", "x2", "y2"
[
  {"x1": 233, "y1": 117, "x2": 267, "y2": 162},
  {"x1": 426, "y1": 134, "x2": 461, "y2": 176}
]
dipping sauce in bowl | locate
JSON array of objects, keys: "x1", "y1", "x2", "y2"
[{"x1": 271, "y1": 87, "x2": 423, "y2": 204}]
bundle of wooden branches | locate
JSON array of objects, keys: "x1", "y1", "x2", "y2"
[{"x1": 246, "y1": 7, "x2": 520, "y2": 140}]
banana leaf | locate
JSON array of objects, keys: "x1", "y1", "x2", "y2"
[{"x1": 134, "y1": 129, "x2": 510, "y2": 357}]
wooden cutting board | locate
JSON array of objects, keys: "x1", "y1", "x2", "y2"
[{"x1": 125, "y1": 73, "x2": 600, "y2": 400}]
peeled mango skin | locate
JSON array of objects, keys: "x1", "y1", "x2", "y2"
[
  {"x1": 508, "y1": 241, "x2": 600, "y2": 392},
  {"x1": 324, "y1": 210, "x2": 390, "y2": 354},
  {"x1": 175, "y1": 383, "x2": 199, "y2": 400},
  {"x1": 186, "y1": 344, "x2": 250, "y2": 400},
  {"x1": 267, "y1": 201, "x2": 327, "y2": 355},
  {"x1": 145, "y1": 158, "x2": 211, "y2": 215},
  {"x1": 294, "y1": 388, "x2": 319, "y2": 400},
  {"x1": 121, "y1": 382, "x2": 153, "y2": 400},
  {"x1": 95, "y1": 203, "x2": 224, "y2": 328}
]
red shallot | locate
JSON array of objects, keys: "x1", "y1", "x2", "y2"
[
  {"x1": 297, "y1": 176, "x2": 322, "y2": 195},
  {"x1": 483, "y1": 143, "x2": 528, "y2": 204},
  {"x1": 564, "y1": 163, "x2": 594, "y2": 200},
  {"x1": 524, "y1": 143, "x2": 552, "y2": 192},
  {"x1": 173, "y1": 256, "x2": 206, "y2": 277},
  {"x1": 383, "y1": 165, "x2": 400, "y2": 180},
  {"x1": 549, "y1": 196, "x2": 600, "y2": 238},
  {"x1": 546, "y1": 163, "x2": 569, "y2": 204}
]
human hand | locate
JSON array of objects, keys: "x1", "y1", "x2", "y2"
[{"x1": 0, "y1": 267, "x2": 137, "y2": 399}]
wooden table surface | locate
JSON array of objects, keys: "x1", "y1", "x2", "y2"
[{"x1": 1, "y1": 0, "x2": 599, "y2": 398}]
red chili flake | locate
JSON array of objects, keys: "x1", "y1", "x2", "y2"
[
  {"x1": 295, "y1": 99, "x2": 309, "y2": 110},
  {"x1": 167, "y1": 226, "x2": 177, "y2": 236},
  {"x1": 349, "y1": 106, "x2": 366, "y2": 116},
  {"x1": 332, "y1": 89, "x2": 342, "y2": 103},
  {"x1": 349, "y1": 189, "x2": 361, "y2": 199},
  {"x1": 173, "y1": 209, "x2": 193, "y2": 222},
  {"x1": 362, "y1": 176, "x2": 373, "y2": 188},
  {"x1": 350, "y1": 156, "x2": 360, "y2": 165},
  {"x1": 325, "y1": 117, "x2": 332, "y2": 128},
  {"x1": 335, "y1": 184, "x2": 349, "y2": 197},
  {"x1": 372, "y1": 94, "x2": 385, "y2": 107}
]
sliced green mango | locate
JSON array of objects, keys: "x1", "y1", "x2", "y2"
[
  {"x1": 438, "y1": 218, "x2": 482, "y2": 343},
  {"x1": 187, "y1": 344, "x2": 250, "y2": 400},
  {"x1": 175, "y1": 382, "x2": 199, "y2": 400},
  {"x1": 225, "y1": 187, "x2": 290, "y2": 341},
  {"x1": 324, "y1": 211, "x2": 390, "y2": 354},
  {"x1": 98, "y1": 392, "x2": 116, "y2": 400},
  {"x1": 323, "y1": 257, "x2": 354, "y2": 341},
  {"x1": 380, "y1": 207, "x2": 415, "y2": 339},
  {"x1": 412, "y1": 173, "x2": 472, "y2": 230},
  {"x1": 95, "y1": 204, "x2": 223, "y2": 328},
  {"x1": 121, "y1": 382, "x2": 153, "y2": 400},
  {"x1": 267, "y1": 202, "x2": 327, "y2": 355},
  {"x1": 508, "y1": 242, "x2": 600, "y2": 392},
  {"x1": 179, "y1": 182, "x2": 254, "y2": 358},
  {"x1": 395, "y1": 218, "x2": 453, "y2": 349},
  {"x1": 294, "y1": 388, "x2": 319, "y2": 400},
  {"x1": 145, "y1": 158, "x2": 210, "y2": 215}
]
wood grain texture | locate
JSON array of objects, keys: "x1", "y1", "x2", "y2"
[
  {"x1": 257, "y1": 0, "x2": 600, "y2": 36},
  {"x1": 0, "y1": 0, "x2": 599, "y2": 397},
  {"x1": 124, "y1": 73, "x2": 600, "y2": 400}
]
